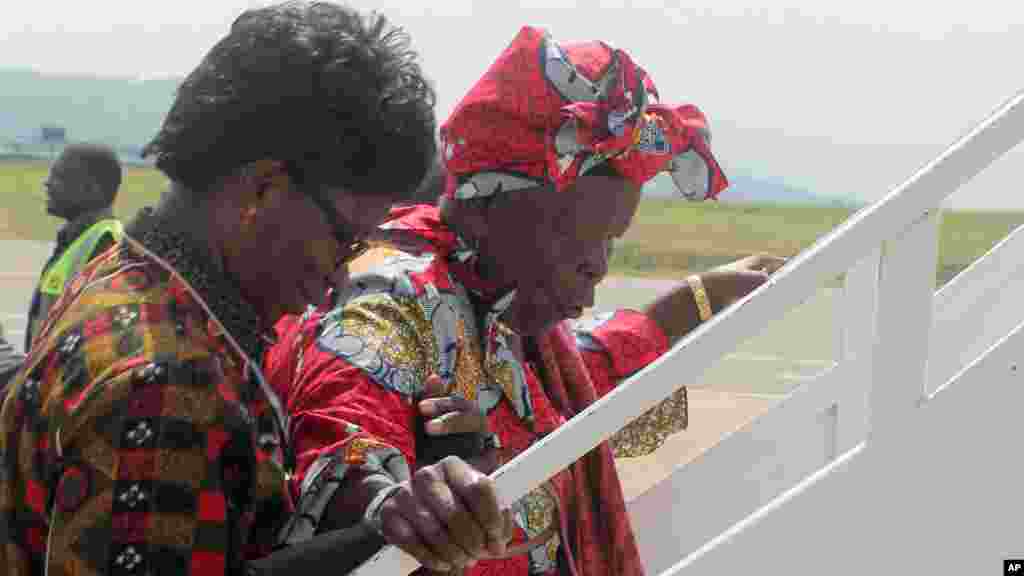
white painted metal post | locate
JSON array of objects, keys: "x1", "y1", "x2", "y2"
[
  {"x1": 867, "y1": 210, "x2": 941, "y2": 437},
  {"x1": 832, "y1": 248, "x2": 881, "y2": 454}
]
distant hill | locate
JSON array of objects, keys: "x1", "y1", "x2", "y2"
[
  {"x1": 0, "y1": 68, "x2": 180, "y2": 152},
  {"x1": 0, "y1": 68, "x2": 861, "y2": 206},
  {"x1": 643, "y1": 172, "x2": 861, "y2": 208}
]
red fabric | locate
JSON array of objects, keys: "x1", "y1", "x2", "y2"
[
  {"x1": 579, "y1": 310, "x2": 668, "y2": 396},
  {"x1": 535, "y1": 326, "x2": 639, "y2": 575},
  {"x1": 441, "y1": 25, "x2": 727, "y2": 198},
  {"x1": 539, "y1": 312, "x2": 667, "y2": 576},
  {"x1": 266, "y1": 315, "x2": 419, "y2": 490}
]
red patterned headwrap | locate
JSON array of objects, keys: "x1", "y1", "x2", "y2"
[{"x1": 441, "y1": 25, "x2": 728, "y2": 201}]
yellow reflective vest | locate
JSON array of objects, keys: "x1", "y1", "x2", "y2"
[{"x1": 26, "y1": 219, "x2": 123, "y2": 348}]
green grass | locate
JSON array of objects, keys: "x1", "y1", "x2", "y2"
[
  {"x1": 610, "y1": 198, "x2": 1024, "y2": 286},
  {"x1": 2, "y1": 160, "x2": 1022, "y2": 285},
  {"x1": 610, "y1": 200, "x2": 854, "y2": 276},
  {"x1": 935, "y1": 210, "x2": 1024, "y2": 279}
]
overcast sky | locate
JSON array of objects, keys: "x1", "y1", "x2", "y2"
[{"x1": 2, "y1": 1, "x2": 1023, "y2": 209}]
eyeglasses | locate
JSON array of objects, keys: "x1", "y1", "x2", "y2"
[
  {"x1": 303, "y1": 188, "x2": 373, "y2": 268},
  {"x1": 284, "y1": 162, "x2": 371, "y2": 269}
]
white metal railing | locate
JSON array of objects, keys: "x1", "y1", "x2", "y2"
[
  {"x1": 663, "y1": 304, "x2": 1024, "y2": 575},
  {"x1": 350, "y1": 90, "x2": 1024, "y2": 574},
  {"x1": 927, "y1": 223, "x2": 1024, "y2": 392}
]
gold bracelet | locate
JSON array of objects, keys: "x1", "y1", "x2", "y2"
[{"x1": 686, "y1": 274, "x2": 713, "y2": 322}]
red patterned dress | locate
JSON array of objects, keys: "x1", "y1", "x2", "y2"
[{"x1": 266, "y1": 206, "x2": 689, "y2": 575}]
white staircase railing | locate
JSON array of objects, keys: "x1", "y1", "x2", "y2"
[
  {"x1": 927, "y1": 222, "x2": 1024, "y2": 392},
  {"x1": 350, "y1": 90, "x2": 1024, "y2": 575}
]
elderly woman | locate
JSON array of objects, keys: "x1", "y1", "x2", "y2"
[
  {"x1": 265, "y1": 26, "x2": 783, "y2": 575},
  {"x1": 0, "y1": 3, "x2": 481, "y2": 576}
]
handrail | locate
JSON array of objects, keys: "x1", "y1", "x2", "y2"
[{"x1": 348, "y1": 90, "x2": 1024, "y2": 574}]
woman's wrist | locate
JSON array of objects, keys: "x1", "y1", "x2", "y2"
[
  {"x1": 363, "y1": 480, "x2": 404, "y2": 536},
  {"x1": 685, "y1": 274, "x2": 713, "y2": 322},
  {"x1": 692, "y1": 270, "x2": 734, "y2": 315}
]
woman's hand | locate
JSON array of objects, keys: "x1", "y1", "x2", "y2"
[
  {"x1": 418, "y1": 375, "x2": 500, "y2": 474},
  {"x1": 702, "y1": 254, "x2": 787, "y2": 310},
  {"x1": 372, "y1": 456, "x2": 514, "y2": 572}
]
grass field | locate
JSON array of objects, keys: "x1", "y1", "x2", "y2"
[
  {"x1": 612, "y1": 198, "x2": 1024, "y2": 285},
  {"x1": 3, "y1": 159, "x2": 1023, "y2": 284}
]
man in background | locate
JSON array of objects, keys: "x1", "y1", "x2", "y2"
[{"x1": 24, "y1": 143, "x2": 123, "y2": 349}]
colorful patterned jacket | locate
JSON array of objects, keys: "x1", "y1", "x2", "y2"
[
  {"x1": 0, "y1": 209, "x2": 292, "y2": 576},
  {"x1": 265, "y1": 206, "x2": 688, "y2": 575}
]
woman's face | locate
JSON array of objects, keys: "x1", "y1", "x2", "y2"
[
  {"x1": 493, "y1": 174, "x2": 643, "y2": 336},
  {"x1": 228, "y1": 164, "x2": 393, "y2": 323}
]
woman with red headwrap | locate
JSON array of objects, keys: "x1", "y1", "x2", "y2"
[{"x1": 265, "y1": 26, "x2": 784, "y2": 575}]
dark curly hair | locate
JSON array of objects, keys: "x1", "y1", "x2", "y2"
[
  {"x1": 59, "y1": 143, "x2": 123, "y2": 207},
  {"x1": 142, "y1": 1, "x2": 436, "y2": 201}
]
